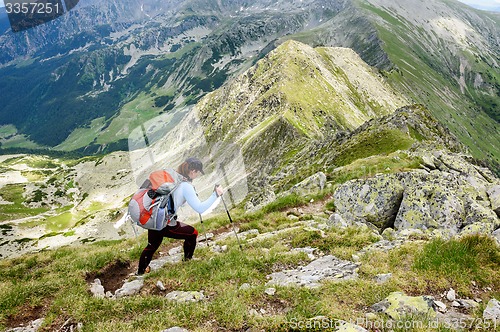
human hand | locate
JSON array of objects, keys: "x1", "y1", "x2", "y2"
[{"x1": 214, "y1": 184, "x2": 224, "y2": 197}]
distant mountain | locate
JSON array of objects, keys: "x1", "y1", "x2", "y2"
[
  {"x1": 0, "y1": 6, "x2": 9, "y2": 33},
  {"x1": 0, "y1": 0, "x2": 498, "y2": 173},
  {"x1": 461, "y1": 3, "x2": 500, "y2": 12}
]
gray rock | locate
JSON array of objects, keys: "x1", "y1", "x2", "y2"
[
  {"x1": 395, "y1": 182, "x2": 464, "y2": 234},
  {"x1": 292, "y1": 247, "x2": 317, "y2": 260},
  {"x1": 458, "y1": 299, "x2": 479, "y2": 310},
  {"x1": 483, "y1": 298, "x2": 500, "y2": 321},
  {"x1": 160, "y1": 328, "x2": 189, "y2": 332},
  {"x1": 374, "y1": 273, "x2": 392, "y2": 284},
  {"x1": 210, "y1": 244, "x2": 228, "y2": 253},
  {"x1": 328, "y1": 213, "x2": 351, "y2": 229},
  {"x1": 492, "y1": 228, "x2": 500, "y2": 246},
  {"x1": 157, "y1": 281, "x2": 166, "y2": 291},
  {"x1": 462, "y1": 197, "x2": 499, "y2": 230},
  {"x1": 332, "y1": 157, "x2": 500, "y2": 238},
  {"x1": 434, "y1": 300, "x2": 447, "y2": 313},
  {"x1": 239, "y1": 229, "x2": 260, "y2": 240},
  {"x1": 166, "y1": 291, "x2": 205, "y2": 303},
  {"x1": 239, "y1": 283, "x2": 251, "y2": 290},
  {"x1": 6, "y1": 318, "x2": 44, "y2": 332},
  {"x1": 357, "y1": 239, "x2": 405, "y2": 256},
  {"x1": 249, "y1": 309, "x2": 260, "y2": 316},
  {"x1": 266, "y1": 255, "x2": 359, "y2": 288},
  {"x1": 488, "y1": 185, "x2": 500, "y2": 217},
  {"x1": 371, "y1": 292, "x2": 436, "y2": 320},
  {"x1": 149, "y1": 253, "x2": 183, "y2": 271},
  {"x1": 197, "y1": 233, "x2": 214, "y2": 242},
  {"x1": 264, "y1": 287, "x2": 276, "y2": 296},
  {"x1": 446, "y1": 288, "x2": 456, "y2": 302},
  {"x1": 168, "y1": 246, "x2": 182, "y2": 256},
  {"x1": 115, "y1": 279, "x2": 144, "y2": 298},
  {"x1": 90, "y1": 278, "x2": 105, "y2": 298},
  {"x1": 334, "y1": 174, "x2": 404, "y2": 229}
]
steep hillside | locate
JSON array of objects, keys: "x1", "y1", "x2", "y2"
[
  {"x1": 0, "y1": 0, "x2": 352, "y2": 150},
  {"x1": 197, "y1": 40, "x2": 408, "y2": 171},
  {"x1": 356, "y1": 0, "x2": 500, "y2": 171}
]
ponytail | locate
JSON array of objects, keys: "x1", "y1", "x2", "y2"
[{"x1": 177, "y1": 162, "x2": 191, "y2": 181}]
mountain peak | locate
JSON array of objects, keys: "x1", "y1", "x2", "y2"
[{"x1": 198, "y1": 40, "x2": 408, "y2": 146}]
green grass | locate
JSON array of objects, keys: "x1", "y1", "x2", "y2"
[
  {"x1": 335, "y1": 129, "x2": 415, "y2": 167},
  {"x1": 413, "y1": 235, "x2": 500, "y2": 294},
  {"x1": 0, "y1": 184, "x2": 49, "y2": 222},
  {"x1": 1, "y1": 197, "x2": 499, "y2": 331}
]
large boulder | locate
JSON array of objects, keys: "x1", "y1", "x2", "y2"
[
  {"x1": 394, "y1": 182, "x2": 465, "y2": 234},
  {"x1": 488, "y1": 185, "x2": 500, "y2": 217},
  {"x1": 333, "y1": 174, "x2": 404, "y2": 230}
]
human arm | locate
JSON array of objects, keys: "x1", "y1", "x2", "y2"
[{"x1": 182, "y1": 182, "x2": 219, "y2": 214}]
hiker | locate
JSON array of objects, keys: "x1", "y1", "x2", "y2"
[{"x1": 137, "y1": 157, "x2": 224, "y2": 275}]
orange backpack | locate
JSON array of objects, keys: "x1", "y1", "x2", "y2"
[{"x1": 128, "y1": 169, "x2": 184, "y2": 230}]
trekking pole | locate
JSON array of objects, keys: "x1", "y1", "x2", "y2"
[
  {"x1": 220, "y1": 193, "x2": 242, "y2": 250},
  {"x1": 194, "y1": 188, "x2": 209, "y2": 246},
  {"x1": 128, "y1": 214, "x2": 138, "y2": 239},
  {"x1": 199, "y1": 213, "x2": 209, "y2": 246}
]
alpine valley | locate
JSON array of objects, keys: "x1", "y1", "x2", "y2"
[{"x1": 0, "y1": 1, "x2": 500, "y2": 331}]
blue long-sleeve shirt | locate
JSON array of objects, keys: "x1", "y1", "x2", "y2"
[{"x1": 170, "y1": 181, "x2": 218, "y2": 225}]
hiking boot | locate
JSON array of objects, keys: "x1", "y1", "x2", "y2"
[{"x1": 136, "y1": 265, "x2": 151, "y2": 275}]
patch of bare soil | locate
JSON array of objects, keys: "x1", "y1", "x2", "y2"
[
  {"x1": 285, "y1": 195, "x2": 332, "y2": 217},
  {"x1": 5, "y1": 301, "x2": 47, "y2": 330},
  {"x1": 85, "y1": 259, "x2": 135, "y2": 293}
]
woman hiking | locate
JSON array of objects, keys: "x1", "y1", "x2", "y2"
[{"x1": 137, "y1": 157, "x2": 224, "y2": 275}]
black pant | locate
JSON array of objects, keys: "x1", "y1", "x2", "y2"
[{"x1": 138, "y1": 222, "x2": 198, "y2": 274}]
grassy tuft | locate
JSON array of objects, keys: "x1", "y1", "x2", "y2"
[{"x1": 413, "y1": 235, "x2": 500, "y2": 293}]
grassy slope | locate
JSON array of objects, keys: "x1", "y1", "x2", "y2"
[
  {"x1": 357, "y1": 2, "x2": 500, "y2": 169},
  {"x1": 0, "y1": 195, "x2": 498, "y2": 331}
]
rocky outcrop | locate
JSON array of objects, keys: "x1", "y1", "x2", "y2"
[
  {"x1": 334, "y1": 174, "x2": 404, "y2": 230},
  {"x1": 488, "y1": 185, "x2": 500, "y2": 218},
  {"x1": 333, "y1": 150, "x2": 500, "y2": 237}
]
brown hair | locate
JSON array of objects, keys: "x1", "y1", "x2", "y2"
[{"x1": 177, "y1": 162, "x2": 191, "y2": 181}]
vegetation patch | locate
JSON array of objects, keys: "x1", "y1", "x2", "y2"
[
  {"x1": 334, "y1": 129, "x2": 415, "y2": 167},
  {"x1": 413, "y1": 235, "x2": 500, "y2": 295}
]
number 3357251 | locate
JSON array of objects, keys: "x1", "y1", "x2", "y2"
[{"x1": 6, "y1": 2, "x2": 62, "y2": 15}]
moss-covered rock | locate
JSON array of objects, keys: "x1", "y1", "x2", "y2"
[
  {"x1": 488, "y1": 185, "x2": 500, "y2": 218},
  {"x1": 371, "y1": 292, "x2": 436, "y2": 320},
  {"x1": 333, "y1": 151, "x2": 500, "y2": 238},
  {"x1": 334, "y1": 174, "x2": 404, "y2": 230},
  {"x1": 394, "y1": 182, "x2": 465, "y2": 234}
]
